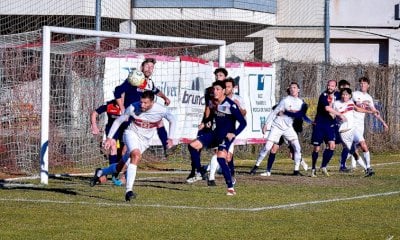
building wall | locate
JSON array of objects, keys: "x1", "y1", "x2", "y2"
[
  {"x1": 1, "y1": 0, "x2": 399, "y2": 64},
  {"x1": 132, "y1": 0, "x2": 277, "y2": 13},
  {"x1": 331, "y1": 0, "x2": 400, "y2": 27}
]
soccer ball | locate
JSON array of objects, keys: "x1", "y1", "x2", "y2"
[{"x1": 127, "y1": 70, "x2": 146, "y2": 87}]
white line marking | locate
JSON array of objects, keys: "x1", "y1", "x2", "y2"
[{"x1": 0, "y1": 191, "x2": 399, "y2": 212}]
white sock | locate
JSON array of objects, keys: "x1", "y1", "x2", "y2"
[
  {"x1": 363, "y1": 151, "x2": 371, "y2": 168},
  {"x1": 350, "y1": 155, "x2": 357, "y2": 169},
  {"x1": 209, "y1": 155, "x2": 219, "y2": 181},
  {"x1": 126, "y1": 164, "x2": 137, "y2": 193},
  {"x1": 356, "y1": 157, "x2": 367, "y2": 170},
  {"x1": 255, "y1": 141, "x2": 273, "y2": 166}
]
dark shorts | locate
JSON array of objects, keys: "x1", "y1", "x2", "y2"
[
  {"x1": 334, "y1": 124, "x2": 343, "y2": 144},
  {"x1": 106, "y1": 121, "x2": 127, "y2": 142},
  {"x1": 311, "y1": 122, "x2": 336, "y2": 146},
  {"x1": 197, "y1": 131, "x2": 234, "y2": 152}
]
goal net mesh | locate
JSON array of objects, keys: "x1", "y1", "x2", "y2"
[{"x1": 0, "y1": 30, "x2": 220, "y2": 179}]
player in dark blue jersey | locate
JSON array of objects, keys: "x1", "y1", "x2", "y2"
[
  {"x1": 90, "y1": 99, "x2": 124, "y2": 186},
  {"x1": 310, "y1": 80, "x2": 346, "y2": 177},
  {"x1": 113, "y1": 58, "x2": 171, "y2": 157},
  {"x1": 187, "y1": 81, "x2": 246, "y2": 195},
  {"x1": 186, "y1": 67, "x2": 228, "y2": 183}
]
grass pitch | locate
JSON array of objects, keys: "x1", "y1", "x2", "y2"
[{"x1": 1, "y1": 153, "x2": 399, "y2": 239}]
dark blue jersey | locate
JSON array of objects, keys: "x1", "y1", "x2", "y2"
[
  {"x1": 95, "y1": 100, "x2": 124, "y2": 140},
  {"x1": 213, "y1": 97, "x2": 247, "y2": 138},
  {"x1": 201, "y1": 85, "x2": 216, "y2": 127},
  {"x1": 95, "y1": 100, "x2": 121, "y2": 132},
  {"x1": 114, "y1": 79, "x2": 160, "y2": 108},
  {"x1": 314, "y1": 91, "x2": 336, "y2": 125}
]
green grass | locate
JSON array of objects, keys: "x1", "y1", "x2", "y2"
[{"x1": 1, "y1": 153, "x2": 399, "y2": 239}]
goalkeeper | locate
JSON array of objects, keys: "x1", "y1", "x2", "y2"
[{"x1": 90, "y1": 99, "x2": 124, "y2": 186}]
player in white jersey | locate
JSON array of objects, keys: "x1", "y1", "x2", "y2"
[
  {"x1": 90, "y1": 91, "x2": 176, "y2": 201},
  {"x1": 352, "y1": 77, "x2": 388, "y2": 175},
  {"x1": 254, "y1": 82, "x2": 305, "y2": 176},
  {"x1": 207, "y1": 77, "x2": 246, "y2": 186},
  {"x1": 332, "y1": 88, "x2": 374, "y2": 176}
]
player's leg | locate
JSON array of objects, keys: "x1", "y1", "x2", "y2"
[
  {"x1": 252, "y1": 128, "x2": 281, "y2": 175},
  {"x1": 284, "y1": 128, "x2": 302, "y2": 175},
  {"x1": 123, "y1": 129, "x2": 149, "y2": 201},
  {"x1": 156, "y1": 125, "x2": 168, "y2": 157},
  {"x1": 263, "y1": 142, "x2": 281, "y2": 176},
  {"x1": 310, "y1": 124, "x2": 324, "y2": 177},
  {"x1": 216, "y1": 145, "x2": 235, "y2": 195},
  {"x1": 90, "y1": 149, "x2": 131, "y2": 186},
  {"x1": 187, "y1": 134, "x2": 211, "y2": 183},
  {"x1": 354, "y1": 128, "x2": 374, "y2": 175},
  {"x1": 207, "y1": 152, "x2": 218, "y2": 186},
  {"x1": 320, "y1": 125, "x2": 336, "y2": 176},
  {"x1": 227, "y1": 143, "x2": 235, "y2": 179}
]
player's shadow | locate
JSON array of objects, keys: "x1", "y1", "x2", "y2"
[
  {"x1": 136, "y1": 179, "x2": 189, "y2": 191},
  {"x1": 0, "y1": 179, "x2": 78, "y2": 195}
]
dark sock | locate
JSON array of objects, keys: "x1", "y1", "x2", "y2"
[
  {"x1": 188, "y1": 145, "x2": 201, "y2": 172},
  {"x1": 321, "y1": 149, "x2": 334, "y2": 168},
  {"x1": 157, "y1": 126, "x2": 168, "y2": 152},
  {"x1": 228, "y1": 156, "x2": 235, "y2": 176},
  {"x1": 217, "y1": 157, "x2": 233, "y2": 188},
  {"x1": 312, "y1": 151, "x2": 318, "y2": 169},
  {"x1": 340, "y1": 147, "x2": 349, "y2": 168},
  {"x1": 266, "y1": 153, "x2": 276, "y2": 172}
]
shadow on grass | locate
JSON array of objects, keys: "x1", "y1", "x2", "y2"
[{"x1": 0, "y1": 179, "x2": 78, "y2": 195}]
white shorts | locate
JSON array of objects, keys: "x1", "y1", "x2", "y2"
[
  {"x1": 267, "y1": 126, "x2": 298, "y2": 144},
  {"x1": 123, "y1": 129, "x2": 149, "y2": 154},
  {"x1": 340, "y1": 129, "x2": 354, "y2": 150},
  {"x1": 353, "y1": 125, "x2": 365, "y2": 143}
]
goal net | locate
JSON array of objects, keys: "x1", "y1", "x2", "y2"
[{"x1": 0, "y1": 27, "x2": 225, "y2": 184}]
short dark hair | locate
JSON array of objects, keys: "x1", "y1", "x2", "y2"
[
  {"x1": 213, "y1": 67, "x2": 228, "y2": 77},
  {"x1": 224, "y1": 77, "x2": 235, "y2": 87},
  {"x1": 340, "y1": 87, "x2": 352, "y2": 96},
  {"x1": 141, "y1": 90, "x2": 155, "y2": 101},
  {"x1": 141, "y1": 58, "x2": 156, "y2": 67},
  {"x1": 338, "y1": 79, "x2": 350, "y2": 88},
  {"x1": 289, "y1": 81, "x2": 299, "y2": 88},
  {"x1": 212, "y1": 80, "x2": 226, "y2": 89},
  {"x1": 359, "y1": 76, "x2": 370, "y2": 84}
]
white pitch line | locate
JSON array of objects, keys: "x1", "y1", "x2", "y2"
[{"x1": 0, "y1": 190, "x2": 399, "y2": 212}]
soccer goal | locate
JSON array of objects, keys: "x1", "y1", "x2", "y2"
[{"x1": 0, "y1": 26, "x2": 226, "y2": 184}]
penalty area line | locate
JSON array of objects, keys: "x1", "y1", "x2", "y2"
[{"x1": 0, "y1": 190, "x2": 399, "y2": 212}]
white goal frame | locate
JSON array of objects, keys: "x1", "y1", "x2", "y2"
[{"x1": 40, "y1": 26, "x2": 226, "y2": 184}]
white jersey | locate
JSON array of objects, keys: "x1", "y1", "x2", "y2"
[
  {"x1": 352, "y1": 91, "x2": 374, "y2": 125},
  {"x1": 230, "y1": 94, "x2": 246, "y2": 110},
  {"x1": 266, "y1": 95, "x2": 304, "y2": 130},
  {"x1": 332, "y1": 100, "x2": 355, "y2": 132},
  {"x1": 108, "y1": 102, "x2": 176, "y2": 141}
]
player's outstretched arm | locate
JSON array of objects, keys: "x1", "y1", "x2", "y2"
[
  {"x1": 90, "y1": 110, "x2": 100, "y2": 135},
  {"x1": 156, "y1": 91, "x2": 170, "y2": 106},
  {"x1": 164, "y1": 110, "x2": 177, "y2": 148}
]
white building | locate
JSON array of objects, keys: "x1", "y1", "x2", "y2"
[{"x1": 1, "y1": 0, "x2": 399, "y2": 64}]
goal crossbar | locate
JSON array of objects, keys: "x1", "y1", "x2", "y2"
[{"x1": 40, "y1": 26, "x2": 226, "y2": 184}]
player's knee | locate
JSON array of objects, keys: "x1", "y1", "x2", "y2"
[{"x1": 129, "y1": 150, "x2": 141, "y2": 164}]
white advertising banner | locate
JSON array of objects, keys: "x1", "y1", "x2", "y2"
[{"x1": 104, "y1": 56, "x2": 275, "y2": 145}]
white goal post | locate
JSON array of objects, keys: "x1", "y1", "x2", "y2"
[{"x1": 40, "y1": 26, "x2": 226, "y2": 184}]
